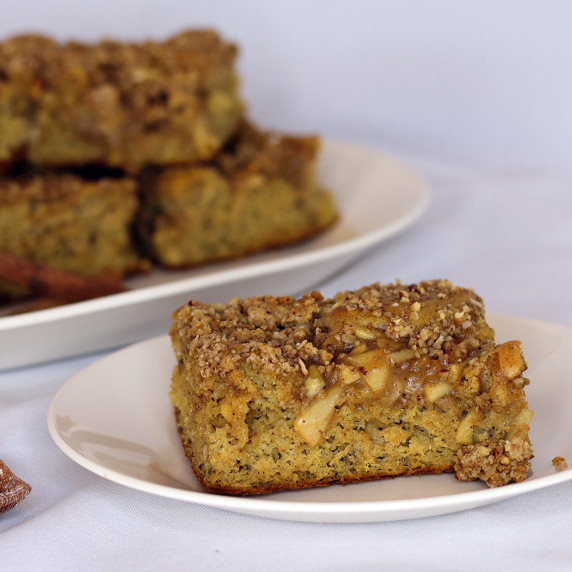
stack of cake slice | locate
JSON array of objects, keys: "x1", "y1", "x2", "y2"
[{"x1": 0, "y1": 31, "x2": 337, "y2": 305}]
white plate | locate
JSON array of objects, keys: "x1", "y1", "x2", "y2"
[
  {"x1": 0, "y1": 140, "x2": 429, "y2": 370},
  {"x1": 47, "y1": 314, "x2": 572, "y2": 523}
]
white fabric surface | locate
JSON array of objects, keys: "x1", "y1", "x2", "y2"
[
  {"x1": 1, "y1": 1, "x2": 572, "y2": 569},
  {"x1": 1, "y1": 155, "x2": 571, "y2": 570}
]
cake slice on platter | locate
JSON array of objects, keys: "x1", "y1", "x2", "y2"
[{"x1": 137, "y1": 123, "x2": 337, "y2": 268}]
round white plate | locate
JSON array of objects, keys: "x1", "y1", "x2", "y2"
[
  {"x1": 47, "y1": 314, "x2": 572, "y2": 522},
  {"x1": 0, "y1": 140, "x2": 429, "y2": 370}
]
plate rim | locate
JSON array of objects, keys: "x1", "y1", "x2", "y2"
[{"x1": 46, "y1": 314, "x2": 572, "y2": 522}]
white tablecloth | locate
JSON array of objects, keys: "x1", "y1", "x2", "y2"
[{"x1": 1, "y1": 152, "x2": 571, "y2": 570}]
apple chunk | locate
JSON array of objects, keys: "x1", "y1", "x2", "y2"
[
  {"x1": 295, "y1": 384, "x2": 344, "y2": 446},
  {"x1": 346, "y1": 350, "x2": 391, "y2": 392}
]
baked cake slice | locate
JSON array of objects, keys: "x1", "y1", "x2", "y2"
[
  {"x1": 0, "y1": 30, "x2": 243, "y2": 171},
  {"x1": 170, "y1": 280, "x2": 533, "y2": 495},
  {"x1": 137, "y1": 122, "x2": 337, "y2": 267},
  {"x1": 0, "y1": 171, "x2": 148, "y2": 303}
]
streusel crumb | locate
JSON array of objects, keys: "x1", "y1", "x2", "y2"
[{"x1": 552, "y1": 456, "x2": 568, "y2": 472}]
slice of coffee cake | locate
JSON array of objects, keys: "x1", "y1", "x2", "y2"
[
  {"x1": 0, "y1": 171, "x2": 147, "y2": 303},
  {"x1": 170, "y1": 280, "x2": 533, "y2": 495},
  {"x1": 137, "y1": 123, "x2": 337, "y2": 267},
  {"x1": 0, "y1": 30, "x2": 243, "y2": 171}
]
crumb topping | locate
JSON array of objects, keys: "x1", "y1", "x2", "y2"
[
  {"x1": 552, "y1": 456, "x2": 568, "y2": 472},
  {"x1": 317, "y1": 279, "x2": 492, "y2": 361},
  {"x1": 0, "y1": 458, "x2": 31, "y2": 513},
  {"x1": 0, "y1": 30, "x2": 236, "y2": 88},
  {"x1": 171, "y1": 279, "x2": 495, "y2": 382},
  {"x1": 454, "y1": 437, "x2": 532, "y2": 486},
  {"x1": 218, "y1": 123, "x2": 319, "y2": 187}
]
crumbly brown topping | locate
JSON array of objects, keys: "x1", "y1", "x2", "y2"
[
  {"x1": 552, "y1": 456, "x2": 568, "y2": 472},
  {"x1": 317, "y1": 279, "x2": 492, "y2": 360},
  {"x1": 217, "y1": 122, "x2": 320, "y2": 187},
  {"x1": 454, "y1": 438, "x2": 532, "y2": 487},
  {"x1": 172, "y1": 279, "x2": 495, "y2": 381},
  {"x1": 0, "y1": 30, "x2": 236, "y2": 88}
]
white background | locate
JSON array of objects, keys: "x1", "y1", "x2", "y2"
[{"x1": 1, "y1": 0, "x2": 571, "y2": 171}]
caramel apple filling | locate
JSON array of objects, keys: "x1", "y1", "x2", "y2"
[{"x1": 295, "y1": 338, "x2": 532, "y2": 448}]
